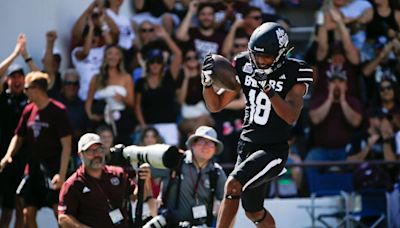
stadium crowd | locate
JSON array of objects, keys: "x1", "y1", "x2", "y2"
[{"x1": 1, "y1": 0, "x2": 400, "y2": 227}]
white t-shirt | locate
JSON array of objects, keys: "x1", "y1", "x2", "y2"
[
  {"x1": 71, "y1": 46, "x2": 106, "y2": 100},
  {"x1": 106, "y1": 9, "x2": 135, "y2": 50},
  {"x1": 340, "y1": 0, "x2": 372, "y2": 19}
]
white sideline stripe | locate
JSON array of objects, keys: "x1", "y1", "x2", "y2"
[
  {"x1": 299, "y1": 68, "x2": 313, "y2": 72},
  {"x1": 297, "y1": 78, "x2": 313, "y2": 81},
  {"x1": 242, "y1": 158, "x2": 283, "y2": 192}
]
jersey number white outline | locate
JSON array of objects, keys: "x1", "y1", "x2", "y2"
[{"x1": 248, "y1": 89, "x2": 271, "y2": 125}]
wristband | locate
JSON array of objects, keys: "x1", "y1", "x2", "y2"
[
  {"x1": 25, "y1": 57, "x2": 32, "y2": 63},
  {"x1": 204, "y1": 84, "x2": 213, "y2": 88},
  {"x1": 383, "y1": 137, "x2": 393, "y2": 143},
  {"x1": 263, "y1": 84, "x2": 276, "y2": 98}
]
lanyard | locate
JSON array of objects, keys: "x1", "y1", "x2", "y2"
[
  {"x1": 89, "y1": 175, "x2": 114, "y2": 210},
  {"x1": 188, "y1": 166, "x2": 203, "y2": 203}
]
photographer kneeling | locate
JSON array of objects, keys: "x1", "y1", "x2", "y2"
[
  {"x1": 146, "y1": 126, "x2": 227, "y2": 228},
  {"x1": 58, "y1": 133, "x2": 153, "y2": 228}
]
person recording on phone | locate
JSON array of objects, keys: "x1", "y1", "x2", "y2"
[
  {"x1": 144, "y1": 126, "x2": 227, "y2": 228},
  {"x1": 58, "y1": 133, "x2": 153, "y2": 228}
]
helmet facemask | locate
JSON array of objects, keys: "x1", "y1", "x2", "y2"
[{"x1": 249, "y1": 46, "x2": 290, "y2": 81}]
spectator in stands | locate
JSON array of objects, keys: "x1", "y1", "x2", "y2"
[
  {"x1": 133, "y1": 24, "x2": 177, "y2": 82},
  {"x1": 138, "y1": 126, "x2": 164, "y2": 146},
  {"x1": 366, "y1": 0, "x2": 400, "y2": 42},
  {"x1": 371, "y1": 78, "x2": 400, "y2": 126},
  {"x1": 362, "y1": 36, "x2": 400, "y2": 102},
  {"x1": 221, "y1": 11, "x2": 261, "y2": 58},
  {"x1": 71, "y1": 17, "x2": 113, "y2": 100},
  {"x1": 71, "y1": 0, "x2": 119, "y2": 48},
  {"x1": 306, "y1": 69, "x2": 363, "y2": 184},
  {"x1": 85, "y1": 45, "x2": 134, "y2": 145},
  {"x1": 136, "y1": 126, "x2": 165, "y2": 218},
  {"x1": 134, "y1": 40, "x2": 182, "y2": 146},
  {"x1": 0, "y1": 34, "x2": 32, "y2": 228},
  {"x1": 312, "y1": 8, "x2": 361, "y2": 100},
  {"x1": 105, "y1": 0, "x2": 136, "y2": 71},
  {"x1": 0, "y1": 71, "x2": 72, "y2": 228},
  {"x1": 58, "y1": 133, "x2": 153, "y2": 228},
  {"x1": 145, "y1": 126, "x2": 226, "y2": 227},
  {"x1": 177, "y1": 47, "x2": 214, "y2": 140},
  {"x1": 96, "y1": 124, "x2": 115, "y2": 164},
  {"x1": 131, "y1": 0, "x2": 179, "y2": 35},
  {"x1": 328, "y1": 0, "x2": 373, "y2": 49},
  {"x1": 346, "y1": 108, "x2": 397, "y2": 190},
  {"x1": 249, "y1": 0, "x2": 281, "y2": 18},
  {"x1": 57, "y1": 69, "x2": 87, "y2": 171},
  {"x1": 42, "y1": 31, "x2": 63, "y2": 99},
  {"x1": 176, "y1": 1, "x2": 226, "y2": 60}
]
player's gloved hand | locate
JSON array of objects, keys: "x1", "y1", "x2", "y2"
[
  {"x1": 201, "y1": 54, "x2": 215, "y2": 87},
  {"x1": 253, "y1": 69, "x2": 270, "y2": 81},
  {"x1": 257, "y1": 80, "x2": 276, "y2": 98}
]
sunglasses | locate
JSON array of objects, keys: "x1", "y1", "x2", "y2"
[
  {"x1": 234, "y1": 43, "x2": 247, "y2": 49},
  {"x1": 63, "y1": 80, "x2": 79, "y2": 86},
  {"x1": 380, "y1": 85, "x2": 393, "y2": 92},
  {"x1": 185, "y1": 55, "x2": 198, "y2": 61},
  {"x1": 141, "y1": 28, "x2": 154, "y2": 33},
  {"x1": 148, "y1": 58, "x2": 163, "y2": 64},
  {"x1": 24, "y1": 85, "x2": 36, "y2": 91},
  {"x1": 84, "y1": 146, "x2": 105, "y2": 156},
  {"x1": 250, "y1": 15, "x2": 262, "y2": 21}
]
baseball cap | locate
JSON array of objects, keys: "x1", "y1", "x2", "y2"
[
  {"x1": 146, "y1": 48, "x2": 163, "y2": 61},
  {"x1": 7, "y1": 64, "x2": 24, "y2": 76},
  {"x1": 78, "y1": 133, "x2": 103, "y2": 152},
  {"x1": 186, "y1": 126, "x2": 224, "y2": 155},
  {"x1": 327, "y1": 67, "x2": 347, "y2": 81}
]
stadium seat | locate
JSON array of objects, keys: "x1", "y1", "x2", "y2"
[{"x1": 301, "y1": 167, "x2": 354, "y2": 227}]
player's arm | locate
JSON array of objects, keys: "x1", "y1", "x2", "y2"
[
  {"x1": 203, "y1": 87, "x2": 239, "y2": 112},
  {"x1": 268, "y1": 83, "x2": 306, "y2": 125}
]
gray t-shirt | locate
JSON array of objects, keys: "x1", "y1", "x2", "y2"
[{"x1": 161, "y1": 151, "x2": 227, "y2": 223}]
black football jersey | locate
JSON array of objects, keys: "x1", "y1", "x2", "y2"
[{"x1": 233, "y1": 52, "x2": 313, "y2": 144}]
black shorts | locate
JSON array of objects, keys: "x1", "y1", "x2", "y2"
[
  {"x1": 0, "y1": 160, "x2": 25, "y2": 209},
  {"x1": 16, "y1": 162, "x2": 59, "y2": 209},
  {"x1": 230, "y1": 139, "x2": 288, "y2": 212}
]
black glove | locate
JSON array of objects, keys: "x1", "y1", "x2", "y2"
[
  {"x1": 253, "y1": 69, "x2": 270, "y2": 81},
  {"x1": 201, "y1": 54, "x2": 215, "y2": 87}
]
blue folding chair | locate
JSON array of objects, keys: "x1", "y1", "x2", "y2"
[
  {"x1": 302, "y1": 167, "x2": 354, "y2": 227},
  {"x1": 338, "y1": 188, "x2": 390, "y2": 228}
]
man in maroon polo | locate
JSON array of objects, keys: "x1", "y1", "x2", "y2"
[{"x1": 58, "y1": 133, "x2": 152, "y2": 228}]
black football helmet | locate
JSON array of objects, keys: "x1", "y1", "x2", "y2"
[{"x1": 248, "y1": 22, "x2": 290, "y2": 80}]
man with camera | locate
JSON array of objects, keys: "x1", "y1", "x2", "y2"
[
  {"x1": 58, "y1": 133, "x2": 153, "y2": 228},
  {"x1": 145, "y1": 126, "x2": 227, "y2": 228}
]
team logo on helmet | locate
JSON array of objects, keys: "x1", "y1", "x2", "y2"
[{"x1": 276, "y1": 28, "x2": 288, "y2": 48}]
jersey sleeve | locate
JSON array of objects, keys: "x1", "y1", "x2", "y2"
[
  {"x1": 296, "y1": 62, "x2": 314, "y2": 95},
  {"x1": 58, "y1": 179, "x2": 79, "y2": 216}
]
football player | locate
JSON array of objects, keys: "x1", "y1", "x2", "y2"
[{"x1": 201, "y1": 22, "x2": 313, "y2": 227}]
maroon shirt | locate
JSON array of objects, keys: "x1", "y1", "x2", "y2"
[
  {"x1": 188, "y1": 27, "x2": 225, "y2": 60},
  {"x1": 59, "y1": 165, "x2": 136, "y2": 228},
  {"x1": 310, "y1": 94, "x2": 363, "y2": 148},
  {"x1": 15, "y1": 99, "x2": 72, "y2": 172},
  {"x1": 312, "y1": 60, "x2": 361, "y2": 100}
]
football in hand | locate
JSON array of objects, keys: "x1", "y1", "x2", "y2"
[{"x1": 210, "y1": 54, "x2": 238, "y2": 91}]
